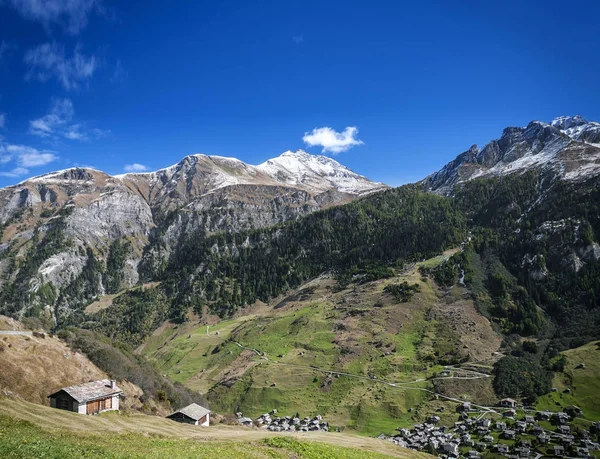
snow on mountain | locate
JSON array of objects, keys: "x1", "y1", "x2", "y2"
[
  {"x1": 115, "y1": 150, "x2": 387, "y2": 204},
  {"x1": 551, "y1": 115, "x2": 600, "y2": 146},
  {"x1": 423, "y1": 116, "x2": 600, "y2": 193},
  {"x1": 257, "y1": 150, "x2": 387, "y2": 195}
]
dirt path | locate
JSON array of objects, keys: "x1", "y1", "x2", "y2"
[{"x1": 231, "y1": 339, "x2": 496, "y2": 415}]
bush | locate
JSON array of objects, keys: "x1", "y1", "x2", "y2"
[{"x1": 383, "y1": 282, "x2": 420, "y2": 303}]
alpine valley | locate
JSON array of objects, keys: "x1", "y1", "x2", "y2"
[{"x1": 2, "y1": 116, "x2": 600, "y2": 455}]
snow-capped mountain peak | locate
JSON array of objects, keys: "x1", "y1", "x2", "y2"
[
  {"x1": 550, "y1": 115, "x2": 600, "y2": 146},
  {"x1": 423, "y1": 115, "x2": 600, "y2": 193},
  {"x1": 257, "y1": 149, "x2": 387, "y2": 195},
  {"x1": 550, "y1": 115, "x2": 588, "y2": 130}
]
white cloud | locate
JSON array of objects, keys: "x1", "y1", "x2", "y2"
[
  {"x1": 0, "y1": 167, "x2": 29, "y2": 178},
  {"x1": 0, "y1": 113, "x2": 5, "y2": 128},
  {"x1": 24, "y1": 42, "x2": 99, "y2": 90},
  {"x1": 4, "y1": 144, "x2": 58, "y2": 167},
  {"x1": 30, "y1": 98, "x2": 108, "y2": 141},
  {"x1": 302, "y1": 126, "x2": 364, "y2": 154},
  {"x1": 0, "y1": 143, "x2": 58, "y2": 177},
  {"x1": 124, "y1": 163, "x2": 149, "y2": 173},
  {"x1": 5, "y1": 0, "x2": 102, "y2": 35}
]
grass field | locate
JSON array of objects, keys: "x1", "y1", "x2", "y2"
[
  {"x1": 141, "y1": 257, "x2": 501, "y2": 436},
  {"x1": 536, "y1": 340, "x2": 600, "y2": 420},
  {"x1": 0, "y1": 398, "x2": 431, "y2": 458}
]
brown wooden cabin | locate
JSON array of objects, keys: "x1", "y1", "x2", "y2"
[{"x1": 48, "y1": 379, "x2": 123, "y2": 415}]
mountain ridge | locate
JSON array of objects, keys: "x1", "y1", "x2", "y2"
[
  {"x1": 0, "y1": 149, "x2": 387, "y2": 323},
  {"x1": 422, "y1": 115, "x2": 600, "y2": 193}
]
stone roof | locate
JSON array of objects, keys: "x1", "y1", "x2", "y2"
[
  {"x1": 49, "y1": 379, "x2": 122, "y2": 403},
  {"x1": 168, "y1": 403, "x2": 210, "y2": 421}
]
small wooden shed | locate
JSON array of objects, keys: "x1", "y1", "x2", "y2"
[
  {"x1": 167, "y1": 403, "x2": 211, "y2": 426},
  {"x1": 48, "y1": 379, "x2": 123, "y2": 415}
]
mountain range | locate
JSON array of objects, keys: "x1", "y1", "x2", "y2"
[
  {"x1": 2, "y1": 115, "x2": 600, "y2": 442},
  {"x1": 0, "y1": 115, "x2": 599, "y2": 329}
]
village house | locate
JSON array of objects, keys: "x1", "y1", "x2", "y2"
[
  {"x1": 576, "y1": 447, "x2": 590, "y2": 458},
  {"x1": 48, "y1": 379, "x2": 122, "y2": 415},
  {"x1": 442, "y1": 442, "x2": 459, "y2": 456},
  {"x1": 500, "y1": 398, "x2": 517, "y2": 408},
  {"x1": 496, "y1": 444, "x2": 510, "y2": 454},
  {"x1": 502, "y1": 429, "x2": 516, "y2": 440},
  {"x1": 557, "y1": 425, "x2": 571, "y2": 435},
  {"x1": 537, "y1": 411, "x2": 551, "y2": 421},
  {"x1": 532, "y1": 425, "x2": 544, "y2": 435},
  {"x1": 561, "y1": 435, "x2": 575, "y2": 447},
  {"x1": 480, "y1": 418, "x2": 492, "y2": 429},
  {"x1": 554, "y1": 445, "x2": 565, "y2": 457},
  {"x1": 537, "y1": 434, "x2": 549, "y2": 444},
  {"x1": 504, "y1": 409, "x2": 517, "y2": 418},
  {"x1": 167, "y1": 403, "x2": 211, "y2": 426}
]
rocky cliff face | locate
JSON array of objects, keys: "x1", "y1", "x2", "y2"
[
  {"x1": 0, "y1": 150, "x2": 387, "y2": 323},
  {"x1": 423, "y1": 116, "x2": 600, "y2": 193}
]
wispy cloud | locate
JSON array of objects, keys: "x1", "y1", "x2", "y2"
[
  {"x1": 0, "y1": 113, "x2": 5, "y2": 129},
  {"x1": 292, "y1": 34, "x2": 304, "y2": 44},
  {"x1": 0, "y1": 40, "x2": 17, "y2": 62},
  {"x1": 0, "y1": 167, "x2": 30, "y2": 178},
  {"x1": 4, "y1": 0, "x2": 102, "y2": 35},
  {"x1": 110, "y1": 59, "x2": 127, "y2": 83},
  {"x1": 24, "y1": 42, "x2": 99, "y2": 90},
  {"x1": 123, "y1": 163, "x2": 149, "y2": 173},
  {"x1": 302, "y1": 126, "x2": 364, "y2": 154},
  {"x1": 0, "y1": 143, "x2": 58, "y2": 177},
  {"x1": 30, "y1": 98, "x2": 108, "y2": 141}
]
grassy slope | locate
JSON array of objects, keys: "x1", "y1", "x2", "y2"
[
  {"x1": 536, "y1": 340, "x2": 600, "y2": 420},
  {"x1": 0, "y1": 398, "x2": 430, "y2": 459},
  {"x1": 0, "y1": 326, "x2": 104, "y2": 404},
  {"x1": 142, "y1": 254, "x2": 501, "y2": 436}
]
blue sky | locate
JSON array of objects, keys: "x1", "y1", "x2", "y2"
[{"x1": 1, "y1": 0, "x2": 600, "y2": 187}]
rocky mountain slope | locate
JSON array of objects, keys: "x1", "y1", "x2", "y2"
[
  {"x1": 0, "y1": 150, "x2": 386, "y2": 323},
  {"x1": 422, "y1": 115, "x2": 600, "y2": 193}
]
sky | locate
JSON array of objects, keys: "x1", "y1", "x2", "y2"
[{"x1": 1, "y1": 0, "x2": 600, "y2": 187}]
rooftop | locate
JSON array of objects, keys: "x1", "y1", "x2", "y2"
[
  {"x1": 168, "y1": 403, "x2": 211, "y2": 421},
  {"x1": 49, "y1": 379, "x2": 122, "y2": 403}
]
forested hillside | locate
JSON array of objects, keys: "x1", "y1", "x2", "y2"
[
  {"x1": 84, "y1": 171, "x2": 600, "y2": 356},
  {"x1": 85, "y1": 186, "x2": 466, "y2": 345}
]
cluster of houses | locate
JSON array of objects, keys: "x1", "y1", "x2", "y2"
[
  {"x1": 236, "y1": 410, "x2": 329, "y2": 432},
  {"x1": 378, "y1": 399, "x2": 600, "y2": 458}
]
